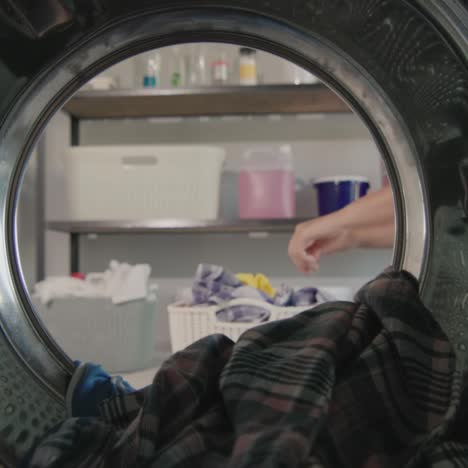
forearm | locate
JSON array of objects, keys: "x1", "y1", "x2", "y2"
[
  {"x1": 352, "y1": 222, "x2": 395, "y2": 248},
  {"x1": 338, "y1": 185, "x2": 394, "y2": 229},
  {"x1": 288, "y1": 185, "x2": 395, "y2": 273}
]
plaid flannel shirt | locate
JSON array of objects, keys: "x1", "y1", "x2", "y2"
[{"x1": 22, "y1": 270, "x2": 467, "y2": 468}]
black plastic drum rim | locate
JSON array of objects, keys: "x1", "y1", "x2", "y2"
[{"x1": 0, "y1": 2, "x2": 467, "y2": 465}]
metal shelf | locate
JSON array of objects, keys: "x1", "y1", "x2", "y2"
[
  {"x1": 47, "y1": 219, "x2": 307, "y2": 234},
  {"x1": 63, "y1": 84, "x2": 350, "y2": 119}
]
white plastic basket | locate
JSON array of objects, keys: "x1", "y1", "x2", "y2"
[
  {"x1": 168, "y1": 299, "x2": 314, "y2": 352},
  {"x1": 64, "y1": 145, "x2": 225, "y2": 221}
]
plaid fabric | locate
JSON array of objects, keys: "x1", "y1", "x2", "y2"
[{"x1": 22, "y1": 269, "x2": 468, "y2": 468}]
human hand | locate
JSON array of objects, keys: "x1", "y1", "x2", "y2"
[
  {"x1": 289, "y1": 187, "x2": 395, "y2": 273},
  {"x1": 288, "y1": 214, "x2": 358, "y2": 273}
]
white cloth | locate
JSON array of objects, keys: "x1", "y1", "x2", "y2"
[{"x1": 34, "y1": 260, "x2": 153, "y2": 305}]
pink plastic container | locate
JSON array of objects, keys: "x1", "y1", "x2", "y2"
[{"x1": 238, "y1": 146, "x2": 296, "y2": 219}]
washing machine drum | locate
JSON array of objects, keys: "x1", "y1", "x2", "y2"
[{"x1": 0, "y1": 0, "x2": 467, "y2": 465}]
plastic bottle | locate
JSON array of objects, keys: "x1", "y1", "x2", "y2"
[
  {"x1": 170, "y1": 46, "x2": 186, "y2": 88},
  {"x1": 238, "y1": 145, "x2": 296, "y2": 219},
  {"x1": 211, "y1": 52, "x2": 229, "y2": 85},
  {"x1": 239, "y1": 48, "x2": 258, "y2": 85},
  {"x1": 187, "y1": 44, "x2": 209, "y2": 87},
  {"x1": 142, "y1": 52, "x2": 161, "y2": 88}
]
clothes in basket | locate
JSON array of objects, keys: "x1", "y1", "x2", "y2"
[
  {"x1": 184, "y1": 263, "x2": 321, "y2": 312},
  {"x1": 169, "y1": 264, "x2": 339, "y2": 350},
  {"x1": 34, "y1": 260, "x2": 155, "y2": 305},
  {"x1": 215, "y1": 303, "x2": 271, "y2": 323}
]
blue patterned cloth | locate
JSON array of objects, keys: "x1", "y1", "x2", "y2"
[
  {"x1": 66, "y1": 362, "x2": 135, "y2": 418},
  {"x1": 215, "y1": 304, "x2": 271, "y2": 323},
  {"x1": 190, "y1": 264, "x2": 318, "y2": 307}
]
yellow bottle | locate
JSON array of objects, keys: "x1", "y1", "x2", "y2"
[{"x1": 239, "y1": 48, "x2": 258, "y2": 86}]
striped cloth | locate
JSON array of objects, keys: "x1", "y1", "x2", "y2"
[{"x1": 22, "y1": 269, "x2": 467, "y2": 468}]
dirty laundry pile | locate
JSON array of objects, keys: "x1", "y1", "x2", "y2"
[
  {"x1": 22, "y1": 269, "x2": 467, "y2": 468},
  {"x1": 180, "y1": 263, "x2": 325, "y2": 307}
]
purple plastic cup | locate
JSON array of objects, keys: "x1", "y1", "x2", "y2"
[{"x1": 314, "y1": 176, "x2": 370, "y2": 216}]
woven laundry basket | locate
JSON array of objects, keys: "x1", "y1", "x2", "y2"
[
  {"x1": 168, "y1": 286, "x2": 353, "y2": 352},
  {"x1": 32, "y1": 296, "x2": 158, "y2": 373},
  {"x1": 168, "y1": 299, "x2": 315, "y2": 353}
]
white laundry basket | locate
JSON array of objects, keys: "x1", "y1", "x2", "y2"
[
  {"x1": 32, "y1": 296, "x2": 158, "y2": 373},
  {"x1": 64, "y1": 145, "x2": 225, "y2": 221},
  {"x1": 168, "y1": 299, "x2": 314, "y2": 352},
  {"x1": 168, "y1": 287, "x2": 353, "y2": 352}
]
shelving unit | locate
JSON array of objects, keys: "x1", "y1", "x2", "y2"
[
  {"x1": 48, "y1": 219, "x2": 307, "y2": 274},
  {"x1": 57, "y1": 83, "x2": 348, "y2": 273},
  {"x1": 48, "y1": 219, "x2": 306, "y2": 234},
  {"x1": 64, "y1": 84, "x2": 351, "y2": 120}
]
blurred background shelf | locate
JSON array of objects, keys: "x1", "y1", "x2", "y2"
[
  {"x1": 63, "y1": 85, "x2": 351, "y2": 119},
  {"x1": 48, "y1": 219, "x2": 307, "y2": 273},
  {"x1": 47, "y1": 219, "x2": 307, "y2": 234}
]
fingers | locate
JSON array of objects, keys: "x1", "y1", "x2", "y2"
[
  {"x1": 296, "y1": 252, "x2": 320, "y2": 274},
  {"x1": 288, "y1": 216, "x2": 347, "y2": 273},
  {"x1": 288, "y1": 222, "x2": 321, "y2": 274},
  {"x1": 289, "y1": 250, "x2": 320, "y2": 274}
]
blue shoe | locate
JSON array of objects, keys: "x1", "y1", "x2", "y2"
[{"x1": 66, "y1": 361, "x2": 135, "y2": 418}]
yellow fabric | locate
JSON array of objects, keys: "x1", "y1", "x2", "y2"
[{"x1": 235, "y1": 273, "x2": 277, "y2": 297}]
